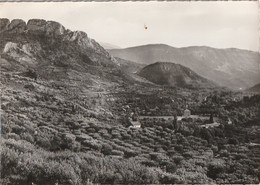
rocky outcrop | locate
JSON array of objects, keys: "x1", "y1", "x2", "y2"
[
  {"x1": 1, "y1": 18, "x2": 66, "y2": 37},
  {"x1": 0, "y1": 18, "x2": 10, "y2": 32},
  {"x1": 0, "y1": 18, "x2": 116, "y2": 66},
  {"x1": 27, "y1": 19, "x2": 66, "y2": 37},
  {"x1": 5, "y1": 19, "x2": 27, "y2": 34}
]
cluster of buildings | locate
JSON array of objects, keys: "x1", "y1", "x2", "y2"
[{"x1": 128, "y1": 107, "x2": 230, "y2": 129}]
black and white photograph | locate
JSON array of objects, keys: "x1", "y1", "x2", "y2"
[{"x1": 0, "y1": 1, "x2": 259, "y2": 185}]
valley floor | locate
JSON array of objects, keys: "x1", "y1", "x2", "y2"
[{"x1": 1, "y1": 70, "x2": 260, "y2": 185}]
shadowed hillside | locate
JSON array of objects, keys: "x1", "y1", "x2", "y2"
[
  {"x1": 138, "y1": 62, "x2": 216, "y2": 89},
  {"x1": 246, "y1": 83, "x2": 260, "y2": 93}
]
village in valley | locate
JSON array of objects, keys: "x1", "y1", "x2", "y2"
[{"x1": 93, "y1": 86, "x2": 253, "y2": 130}]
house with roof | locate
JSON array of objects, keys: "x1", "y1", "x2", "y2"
[
  {"x1": 128, "y1": 112, "x2": 141, "y2": 128},
  {"x1": 129, "y1": 120, "x2": 141, "y2": 128},
  {"x1": 183, "y1": 109, "x2": 191, "y2": 118},
  {"x1": 200, "y1": 122, "x2": 220, "y2": 128}
]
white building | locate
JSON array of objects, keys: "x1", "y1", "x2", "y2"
[
  {"x1": 183, "y1": 109, "x2": 191, "y2": 118},
  {"x1": 129, "y1": 120, "x2": 141, "y2": 128}
]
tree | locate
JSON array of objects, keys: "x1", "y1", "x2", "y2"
[
  {"x1": 101, "y1": 144, "x2": 113, "y2": 155},
  {"x1": 207, "y1": 159, "x2": 225, "y2": 179},
  {"x1": 209, "y1": 114, "x2": 214, "y2": 123}
]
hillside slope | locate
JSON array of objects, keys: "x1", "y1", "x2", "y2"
[
  {"x1": 246, "y1": 83, "x2": 260, "y2": 93},
  {"x1": 109, "y1": 44, "x2": 260, "y2": 90},
  {"x1": 138, "y1": 62, "x2": 215, "y2": 89},
  {"x1": 0, "y1": 18, "x2": 133, "y2": 131}
]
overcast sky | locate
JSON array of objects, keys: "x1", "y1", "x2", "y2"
[{"x1": 0, "y1": 2, "x2": 258, "y2": 51}]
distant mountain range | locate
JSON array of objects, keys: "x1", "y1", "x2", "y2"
[
  {"x1": 138, "y1": 62, "x2": 216, "y2": 89},
  {"x1": 109, "y1": 44, "x2": 260, "y2": 90},
  {"x1": 99, "y1": 42, "x2": 121, "y2": 50}
]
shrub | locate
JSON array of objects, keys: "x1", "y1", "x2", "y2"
[
  {"x1": 172, "y1": 156, "x2": 184, "y2": 165},
  {"x1": 111, "y1": 150, "x2": 124, "y2": 156},
  {"x1": 124, "y1": 149, "x2": 138, "y2": 158},
  {"x1": 160, "y1": 173, "x2": 181, "y2": 184},
  {"x1": 161, "y1": 161, "x2": 177, "y2": 173},
  {"x1": 82, "y1": 140, "x2": 102, "y2": 151},
  {"x1": 7, "y1": 133, "x2": 20, "y2": 140},
  {"x1": 183, "y1": 151, "x2": 195, "y2": 159},
  {"x1": 11, "y1": 125, "x2": 25, "y2": 135},
  {"x1": 101, "y1": 143, "x2": 113, "y2": 155},
  {"x1": 207, "y1": 159, "x2": 225, "y2": 179},
  {"x1": 228, "y1": 138, "x2": 239, "y2": 145},
  {"x1": 20, "y1": 132, "x2": 34, "y2": 143},
  {"x1": 175, "y1": 145, "x2": 183, "y2": 152}
]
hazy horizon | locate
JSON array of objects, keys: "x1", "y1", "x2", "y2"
[
  {"x1": 106, "y1": 43, "x2": 258, "y2": 52},
  {"x1": 0, "y1": 2, "x2": 258, "y2": 52}
]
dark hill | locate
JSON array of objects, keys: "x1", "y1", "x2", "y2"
[{"x1": 138, "y1": 62, "x2": 216, "y2": 89}]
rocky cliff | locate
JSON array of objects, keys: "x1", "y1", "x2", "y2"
[{"x1": 0, "y1": 18, "x2": 117, "y2": 68}]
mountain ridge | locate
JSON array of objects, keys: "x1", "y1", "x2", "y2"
[
  {"x1": 117, "y1": 44, "x2": 257, "y2": 53},
  {"x1": 0, "y1": 18, "x2": 118, "y2": 68},
  {"x1": 109, "y1": 44, "x2": 260, "y2": 90}
]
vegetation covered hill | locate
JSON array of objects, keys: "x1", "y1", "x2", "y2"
[
  {"x1": 247, "y1": 83, "x2": 260, "y2": 93},
  {"x1": 138, "y1": 62, "x2": 216, "y2": 89},
  {"x1": 109, "y1": 44, "x2": 260, "y2": 90}
]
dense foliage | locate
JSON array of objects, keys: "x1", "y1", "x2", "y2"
[{"x1": 1, "y1": 69, "x2": 259, "y2": 185}]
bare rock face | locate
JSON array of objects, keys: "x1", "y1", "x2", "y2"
[
  {"x1": 0, "y1": 18, "x2": 10, "y2": 32},
  {"x1": 0, "y1": 18, "x2": 66, "y2": 37},
  {"x1": 27, "y1": 19, "x2": 65, "y2": 37},
  {"x1": 2, "y1": 41, "x2": 41, "y2": 68},
  {"x1": 3, "y1": 42, "x2": 19, "y2": 54},
  {"x1": 27, "y1": 19, "x2": 48, "y2": 35},
  {"x1": 62, "y1": 29, "x2": 116, "y2": 65},
  {"x1": 64, "y1": 30, "x2": 94, "y2": 49},
  {"x1": 7, "y1": 19, "x2": 27, "y2": 34},
  {"x1": 46, "y1": 21, "x2": 66, "y2": 36}
]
